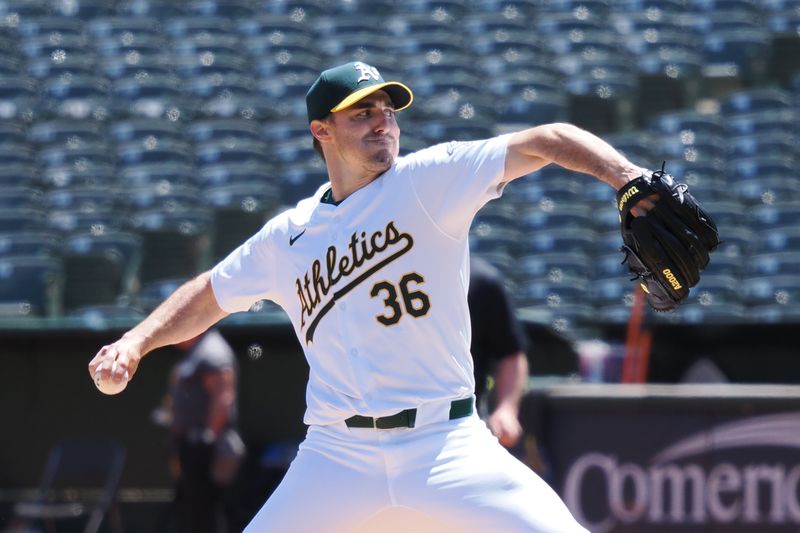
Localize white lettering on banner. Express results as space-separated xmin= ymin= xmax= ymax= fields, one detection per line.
xmin=562 ymin=412 xmax=800 ymax=531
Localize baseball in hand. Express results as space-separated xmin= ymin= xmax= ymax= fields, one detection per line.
xmin=94 ymin=361 xmax=129 ymax=395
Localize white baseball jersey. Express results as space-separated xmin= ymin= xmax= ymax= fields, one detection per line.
xmin=211 ymin=134 xmax=511 ymax=426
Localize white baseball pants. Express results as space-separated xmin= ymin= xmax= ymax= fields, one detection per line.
xmin=243 ymin=412 xmax=588 ymax=533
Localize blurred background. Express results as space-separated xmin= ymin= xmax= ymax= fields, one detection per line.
xmin=1 ymin=0 xmax=799 ymax=531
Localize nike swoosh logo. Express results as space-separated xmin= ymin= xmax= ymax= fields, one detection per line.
xmin=289 ymin=228 xmax=306 ymax=246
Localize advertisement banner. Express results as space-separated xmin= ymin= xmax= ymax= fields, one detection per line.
xmin=523 ymin=388 xmax=800 ymax=532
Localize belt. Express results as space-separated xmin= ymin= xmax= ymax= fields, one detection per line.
xmin=344 ymin=398 xmax=473 ymax=429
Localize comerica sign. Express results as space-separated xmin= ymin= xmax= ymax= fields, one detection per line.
xmin=560 ymin=412 xmax=800 ymax=532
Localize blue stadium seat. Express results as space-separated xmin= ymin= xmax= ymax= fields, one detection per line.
xmin=0 ymin=75 xmax=39 ymax=120
xmin=16 ymin=16 xmax=84 ymax=38
xmin=701 ymin=29 xmax=771 ymax=83
xmin=589 ymin=277 xmax=635 ymax=307
xmin=742 ymin=275 xmax=800 ymax=306
xmin=749 ymin=202 xmax=800 ymax=228
xmin=45 ymin=187 xmax=117 ymax=213
xmin=754 ymin=226 xmax=800 ymax=253
xmin=18 ymin=34 xmax=91 ymax=60
xmin=163 ymin=16 xmax=236 ymax=38
xmin=726 ymin=110 xmax=796 ymax=137
xmin=37 ymin=76 xmax=109 ymax=121
xmin=0 ymin=207 xmax=45 ymax=233
xmin=0 ymin=186 xmax=43 ymax=210
xmin=613 ymin=0 xmax=687 ymax=12
xmin=0 ymin=231 xmax=60 ymax=258
xmin=122 ymin=183 xmax=202 ymax=213
xmin=470 ymin=223 xmax=521 ymax=257
xmin=0 ymin=255 xmax=63 ymax=318
xmin=649 ymin=110 xmax=726 ymax=136
xmin=673 ymin=302 xmax=748 ymax=324
xmin=117 ymin=138 xmax=193 ymax=168
xmin=109 ymin=117 xmax=185 ymax=143
xmin=111 ymin=73 xmax=196 ymax=119
xmin=186 ymin=0 xmax=258 ymax=18
xmin=749 ymin=303 xmax=800 ymax=324
xmin=734 ymin=176 xmax=800 ymax=205
xmin=116 ymin=0 xmax=190 ymax=17
xmin=728 ymin=132 xmax=796 ymax=160
xmin=120 ymin=162 xmax=195 ymax=187
xmin=196 ymin=162 xmax=278 ymax=189
xmin=517 ymin=251 xmax=592 ymax=283
xmin=40 ymin=162 xmax=117 ymax=189
xmin=38 ymin=143 xmax=112 ymax=170
xmin=687 ymin=273 xmax=740 ymax=305
xmin=28 ymin=119 xmax=104 ymax=146
xmin=195 ymin=138 xmax=272 ymax=169
xmin=720 ymin=88 xmax=794 ymax=116
xmin=129 ymin=208 xmax=213 ymax=282
xmin=47 ymin=208 xmax=122 ymax=235
xmin=136 ymin=278 xmax=187 ymax=312
xmin=188 ymin=118 xmax=260 ymax=143
xmin=730 ymin=155 xmax=794 ymax=184
xmin=746 ymin=251 xmax=800 ymax=277
xmin=522 ymin=228 xmax=597 ymax=254
xmin=690 ymin=0 xmax=762 ymax=13
xmin=62 ymin=231 xmax=143 ymax=311
xmin=595 ymin=251 xmax=630 ymax=279
xmin=87 ymin=16 xmax=163 ymax=39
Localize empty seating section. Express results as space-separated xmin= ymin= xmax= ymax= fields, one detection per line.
xmin=0 ymin=0 xmax=798 ymax=325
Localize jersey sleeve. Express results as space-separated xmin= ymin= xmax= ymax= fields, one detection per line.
xmin=401 ymin=134 xmax=511 ymax=239
xmin=210 ymin=218 xmax=280 ymax=313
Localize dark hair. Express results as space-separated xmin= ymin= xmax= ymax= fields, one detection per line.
xmin=313 ymin=137 xmax=325 ymax=161
xmin=311 ymin=113 xmax=330 ymax=161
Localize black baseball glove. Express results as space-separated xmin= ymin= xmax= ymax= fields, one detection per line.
xmin=616 ymin=164 xmax=720 ymax=311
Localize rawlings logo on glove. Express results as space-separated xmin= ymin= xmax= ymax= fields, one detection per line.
xmin=617 ymin=164 xmax=720 ymax=311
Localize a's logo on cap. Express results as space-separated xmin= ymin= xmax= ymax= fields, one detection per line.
xmin=354 ymin=62 xmax=381 ymax=83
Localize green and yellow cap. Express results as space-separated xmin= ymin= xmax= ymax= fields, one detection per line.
xmin=306 ymin=61 xmax=413 ymax=123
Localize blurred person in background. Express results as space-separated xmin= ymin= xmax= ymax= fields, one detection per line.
xmin=156 ymin=329 xmax=245 ymax=533
xmin=469 ymin=255 xmax=529 ymax=451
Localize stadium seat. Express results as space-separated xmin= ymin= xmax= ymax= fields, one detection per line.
xmin=129 ymin=208 xmax=212 ymax=283
xmin=725 ymin=110 xmax=796 ymax=137
xmin=62 ymin=232 xmax=143 ymax=311
xmin=123 ymin=183 xmax=202 ymax=212
xmin=0 ymin=208 xmax=46 ymax=233
xmin=754 ymin=226 xmax=800 ymax=253
xmin=40 ymin=162 xmax=117 ymax=189
xmin=0 ymin=231 xmax=60 ymax=258
xmin=765 ymin=8 xmax=800 ymax=86
xmin=0 ymin=255 xmax=63 ymax=317
xmin=517 ymin=251 xmax=592 ymax=283
xmin=10 ymin=438 xmax=126 ymax=533
xmin=0 ymin=75 xmax=39 ymax=120
xmin=117 ymin=138 xmax=193 ymax=168
xmin=741 ymin=275 xmax=800 ymax=306
xmin=47 ymin=209 xmax=122 ymax=235
xmin=589 ymin=277 xmax=635 ymax=307
xmin=136 ymin=277 xmax=187 ymax=312
xmin=205 ymin=182 xmax=278 ymax=260
xmin=734 ymin=176 xmax=800 ymax=205
xmin=746 ymin=251 xmax=800 ymax=277
xmin=0 ymin=186 xmax=44 ymax=210
xmin=111 ymin=73 xmax=196 ymax=119
xmin=28 ymin=119 xmax=104 ymax=146
xmin=116 ymin=0 xmax=190 ymax=17
xmin=108 ymin=117 xmax=185 ymax=144
xmin=523 ymin=228 xmax=597 ymax=255
xmin=720 ymin=88 xmax=794 ymax=116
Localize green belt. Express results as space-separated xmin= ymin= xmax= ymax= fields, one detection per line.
xmin=344 ymin=398 xmax=473 ymax=429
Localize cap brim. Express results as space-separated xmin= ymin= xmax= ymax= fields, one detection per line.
xmin=330 ymin=81 xmax=414 ymax=114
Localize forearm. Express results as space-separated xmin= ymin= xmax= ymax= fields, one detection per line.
xmin=125 ymin=271 xmax=228 ymax=357
xmin=506 ymin=123 xmax=646 ymax=189
xmin=205 ymin=370 xmax=236 ymax=437
xmin=493 ymin=351 xmax=529 ymax=413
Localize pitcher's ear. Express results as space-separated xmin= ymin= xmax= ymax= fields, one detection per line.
xmin=310 ymin=119 xmax=330 ymax=142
